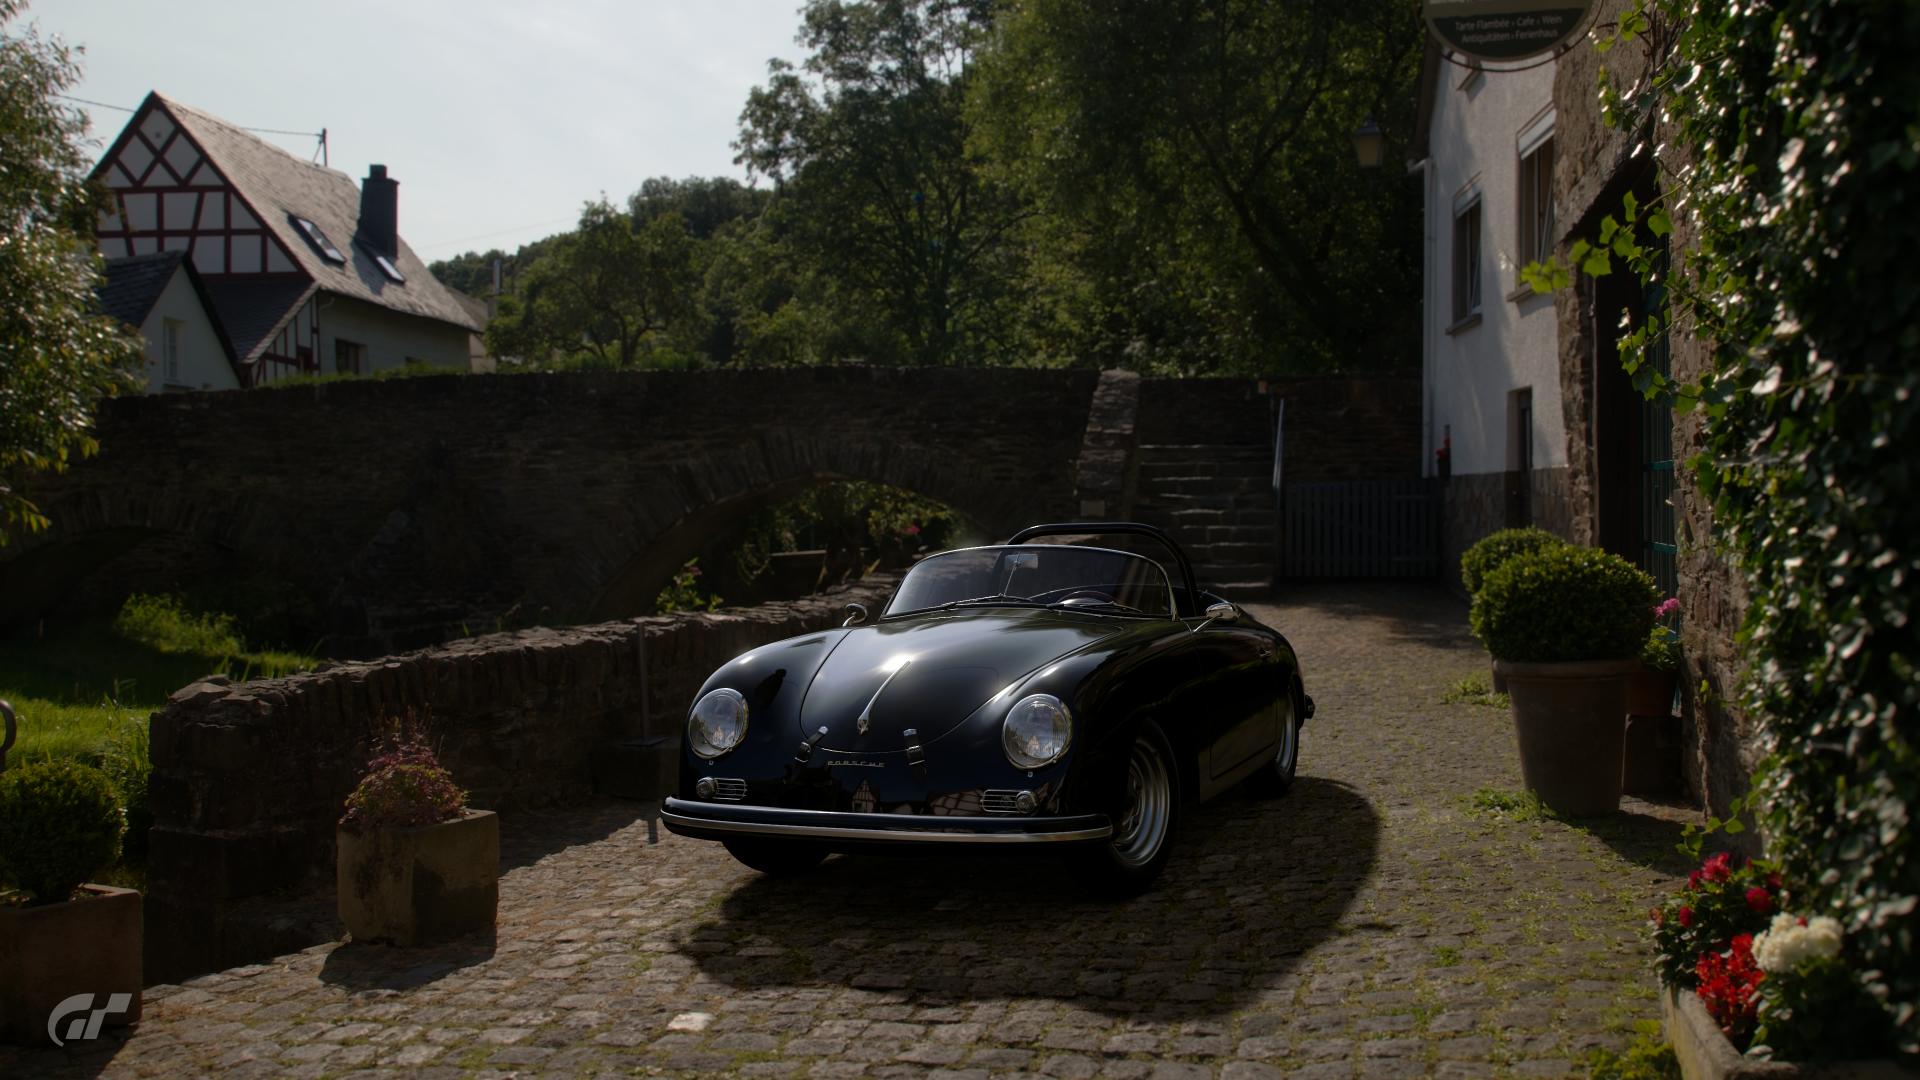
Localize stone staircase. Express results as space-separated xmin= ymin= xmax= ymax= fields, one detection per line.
xmin=1133 ymin=443 xmax=1278 ymax=601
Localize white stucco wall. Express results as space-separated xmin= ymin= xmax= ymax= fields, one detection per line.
xmin=138 ymin=269 xmax=240 ymax=393
xmin=316 ymin=293 xmax=473 ymax=375
xmin=1420 ymin=60 xmax=1565 ymax=477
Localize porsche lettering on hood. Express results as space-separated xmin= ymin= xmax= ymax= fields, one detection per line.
xmin=798 ymin=609 xmax=1118 ymax=751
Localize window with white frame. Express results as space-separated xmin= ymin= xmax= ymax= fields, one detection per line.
xmin=334 ymin=338 xmax=365 ymax=375
xmin=1517 ymin=110 xmax=1556 ymax=275
xmin=1452 ymin=193 xmax=1482 ymax=324
xmin=162 ymin=318 xmax=184 ymax=383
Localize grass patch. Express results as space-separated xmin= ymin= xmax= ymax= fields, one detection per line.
xmin=1441 ymin=673 xmax=1510 ymax=708
xmin=1431 ymin=945 xmax=1462 ymax=967
xmin=1464 ymin=786 xmax=1560 ymax=823
xmin=2 ymin=595 xmax=317 ymax=767
xmin=1585 ymin=1020 xmax=1679 ymax=1079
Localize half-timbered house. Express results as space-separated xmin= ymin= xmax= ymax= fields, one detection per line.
xmin=90 ymin=92 xmax=482 ymax=387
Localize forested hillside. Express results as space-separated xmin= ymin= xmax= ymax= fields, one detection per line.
xmin=431 ymin=0 xmax=1423 ymax=376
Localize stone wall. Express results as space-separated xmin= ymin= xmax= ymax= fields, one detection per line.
xmin=1135 ymin=375 xmax=1423 ymax=482
xmin=1554 ymin=0 xmax=1754 ymax=823
xmin=143 ymin=576 xmax=897 ymax=982
xmin=6 ymin=367 xmax=1096 ymax=654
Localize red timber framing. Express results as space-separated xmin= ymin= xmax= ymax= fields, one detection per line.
xmin=91 ymin=99 xmax=305 ymax=280
xmin=247 ymin=296 xmax=322 ymax=387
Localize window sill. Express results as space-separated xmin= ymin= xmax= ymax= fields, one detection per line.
xmin=1505 ymin=283 xmax=1545 ymax=303
xmin=1444 ymin=311 xmax=1483 ymax=336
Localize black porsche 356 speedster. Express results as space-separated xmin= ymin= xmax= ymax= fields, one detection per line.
xmin=661 ymin=522 xmax=1313 ymax=894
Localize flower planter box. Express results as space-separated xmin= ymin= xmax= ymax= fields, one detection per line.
xmin=1663 ymin=987 xmax=1916 ymax=1080
xmin=337 ymin=809 xmax=498 ymax=946
xmin=1496 ymin=657 xmax=1636 ymax=816
xmin=0 ymin=884 xmax=142 ymax=1046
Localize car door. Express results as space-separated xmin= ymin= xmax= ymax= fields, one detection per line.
xmin=1196 ymin=616 xmax=1280 ymax=781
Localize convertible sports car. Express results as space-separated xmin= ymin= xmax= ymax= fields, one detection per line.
xmin=661 ymin=522 xmax=1313 ymax=894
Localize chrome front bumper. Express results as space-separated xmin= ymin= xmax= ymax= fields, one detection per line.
xmin=661 ymin=797 xmax=1113 ymax=846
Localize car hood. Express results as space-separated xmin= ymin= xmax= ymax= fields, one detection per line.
xmin=798 ymin=607 xmax=1124 ymax=751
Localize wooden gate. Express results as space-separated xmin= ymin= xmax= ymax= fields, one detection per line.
xmin=1280 ymin=477 xmax=1442 ymax=579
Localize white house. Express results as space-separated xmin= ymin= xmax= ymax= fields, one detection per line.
xmin=90 ymin=92 xmax=482 ymax=387
xmin=96 ymin=250 xmax=241 ymax=393
xmin=1409 ymin=45 xmax=1573 ymax=577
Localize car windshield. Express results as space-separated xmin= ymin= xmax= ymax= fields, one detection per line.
xmin=884 ymin=544 xmax=1174 ymax=618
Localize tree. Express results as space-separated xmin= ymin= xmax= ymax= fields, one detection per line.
xmin=735 ymin=0 xmax=1030 ymax=365
xmin=971 ymin=0 xmax=1424 ymax=373
xmin=484 ymin=198 xmax=697 ymax=369
xmin=0 ymin=0 xmax=142 ymax=545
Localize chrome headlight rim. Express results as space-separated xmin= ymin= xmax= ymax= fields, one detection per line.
xmin=688 ymin=687 xmax=749 ymax=759
xmin=1002 ymin=692 xmax=1073 ymax=770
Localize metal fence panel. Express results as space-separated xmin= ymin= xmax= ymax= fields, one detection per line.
xmin=1281 ymin=477 xmax=1441 ymax=579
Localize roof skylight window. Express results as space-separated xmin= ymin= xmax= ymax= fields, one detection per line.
xmin=372 ymin=253 xmax=405 ymax=284
xmin=291 ymin=216 xmax=345 ymax=264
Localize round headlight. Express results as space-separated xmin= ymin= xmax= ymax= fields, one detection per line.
xmin=1003 ymin=693 xmax=1072 ymax=770
xmin=688 ymin=688 xmax=749 ymax=759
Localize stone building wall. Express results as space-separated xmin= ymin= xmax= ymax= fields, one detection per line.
xmin=1135 ymin=375 xmax=1424 ymax=482
xmin=1553 ymin=0 xmax=1755 ymax=821
xmin=143 ymin=576 xmax=897 ymax=982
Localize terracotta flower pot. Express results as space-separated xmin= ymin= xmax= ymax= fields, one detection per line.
xmin=0 ymin=884 xmax=142 ymax=1046
xmin=1629 ymin=666 xmax=1679 ymax=717
xmin=1494 ymin=658 xmax=1637 ymax=817
xmin=1490 ymin=659 xmax=1508 ymax=694
xmin=337 ymin=809 xmax=498 ymax=946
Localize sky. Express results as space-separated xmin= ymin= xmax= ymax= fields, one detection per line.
xmin=33 ymin=0 xmax=811 ymax=261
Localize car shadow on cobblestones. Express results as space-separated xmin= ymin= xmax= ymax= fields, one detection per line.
xmin=673 ymin=774 xmax=1379 ymax=1020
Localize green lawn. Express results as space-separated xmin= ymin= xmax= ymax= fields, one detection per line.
xmin=1 ymin=596 xmax=315 ymax=767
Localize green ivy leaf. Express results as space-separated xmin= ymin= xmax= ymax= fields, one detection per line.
xmin=1648 ymin=208 xmax=1673 ymax=237
xmin=1582 ymin=247 xmax=1614 ymax=277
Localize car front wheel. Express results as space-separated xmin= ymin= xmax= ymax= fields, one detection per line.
xmin=1080 ymin=722 xmax=1179 ymax=897
xmin=723 ymin=839 xmax=828 ymax=876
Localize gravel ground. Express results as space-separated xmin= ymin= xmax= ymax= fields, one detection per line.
xmin=3 ymin=583 xmax=1694 ymax=1078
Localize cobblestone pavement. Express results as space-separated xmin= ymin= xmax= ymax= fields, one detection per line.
xmin=6 ymin=584 xmax=1695 ymax=1079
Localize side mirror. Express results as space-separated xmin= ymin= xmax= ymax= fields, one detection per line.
xmin=1205 ymin=601 xmax=1238 ymax=623
xmin=842 ymin=602 xmax=869 ymax=627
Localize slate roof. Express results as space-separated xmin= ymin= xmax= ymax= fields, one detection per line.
xmin=96 ymin=250 xmax=186 ymax=328
xmin=152 ymin=93 xmax=483 ymax=343
xmin=203 ymin=276 xmax=317 ymax=364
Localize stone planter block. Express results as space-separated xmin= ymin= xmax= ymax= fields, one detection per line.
xmin=1629 ymin=667 xmax=1679 ymax=717
xmin=1625 ymin=713 xmax=1684 ymax=797
xmin=337 ymin=809 xmax=498 ymax=946
xmin=0 ymin=884 xmax=142 ymax=1046
xmin=1495 ymin=657 xmax=1637 ymax=816
xmin=1662 ymin=987 xmax=1916 ymax=1080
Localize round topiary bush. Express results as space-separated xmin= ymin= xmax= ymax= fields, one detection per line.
xmin=1460 ymin=526 xmax=1569 ymax=597
xmin=0 ymin=760 xmax=125 ymax=905
xmin=1470 ymin=545 xmax=1661 ymax=663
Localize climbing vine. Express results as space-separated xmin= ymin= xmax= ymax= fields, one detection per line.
xmin=1524 ymin=0 xmax=1919 ymax=1053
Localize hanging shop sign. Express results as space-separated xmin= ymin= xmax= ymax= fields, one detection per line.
xmin=1424 ymin=0 xmax=1595 ymax=63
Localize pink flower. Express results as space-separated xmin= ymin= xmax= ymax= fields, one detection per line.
xmin=904 ymin=523 xmax=921 ymax=536
xmin=1655 ymin=597 xmax=1681 ymax=619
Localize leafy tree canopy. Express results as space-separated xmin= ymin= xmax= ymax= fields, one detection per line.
xmin=0 ymin=0 xmax=141 ymax=545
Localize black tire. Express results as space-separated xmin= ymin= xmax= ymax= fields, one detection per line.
xmin=1079 ymin=722 xmax=1180 ymax=898
xmin=723 ymin=839 xmax=829 ymax=876
xmin=1249 ymin=688 xmax=1304 ymax=798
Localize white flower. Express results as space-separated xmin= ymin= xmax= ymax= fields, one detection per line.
xmin=1751 ymin=912 xmax=1844 ymax=973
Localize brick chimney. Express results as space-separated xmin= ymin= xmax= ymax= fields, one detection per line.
xmin=358 ymin=164 xmax=399 ymax=259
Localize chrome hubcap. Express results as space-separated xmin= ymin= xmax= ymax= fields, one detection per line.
xmin=1112 ymin=736 xmax=1171 ymax=867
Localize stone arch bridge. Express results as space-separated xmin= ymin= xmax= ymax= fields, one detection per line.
xmin=1 ymin=368 xmax=1417 ymax=654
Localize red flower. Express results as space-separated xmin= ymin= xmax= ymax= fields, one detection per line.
xmin=1768 ymin=872 xmax=1783 ymax=889
xmin=904 ymin=523 xmax=921 ymax=536
xmin=1702 ymin=852 xmax=1734 ymax=882
xmin=1745 ymin=886 xmax=1773 ymax=914
xmin=1695 ymin=934 xmax=1765 ymax=1045
xmin=1688 ymin=870 xmax=1703 ymax=890
xmin=1679 ymin=906 xmax=1694 ymax=927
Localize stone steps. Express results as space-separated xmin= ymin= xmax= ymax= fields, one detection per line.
xmin=1134 ymin=442 xmax=1277 ymax=600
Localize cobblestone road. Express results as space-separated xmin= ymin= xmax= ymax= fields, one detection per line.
xmin=6 ymin=584 xmax=1694 ymax=1078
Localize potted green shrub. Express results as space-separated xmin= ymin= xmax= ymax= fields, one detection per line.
xmin=1469 ymin=544 xmax=1660 ymax=815
xmin=0 ymin=760 xmax=142 ymax=1046
xmin=336 ymin=723 xmax=497 ymax=946
xmin=1461 ymin=528 xmax=1569 ymax=691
